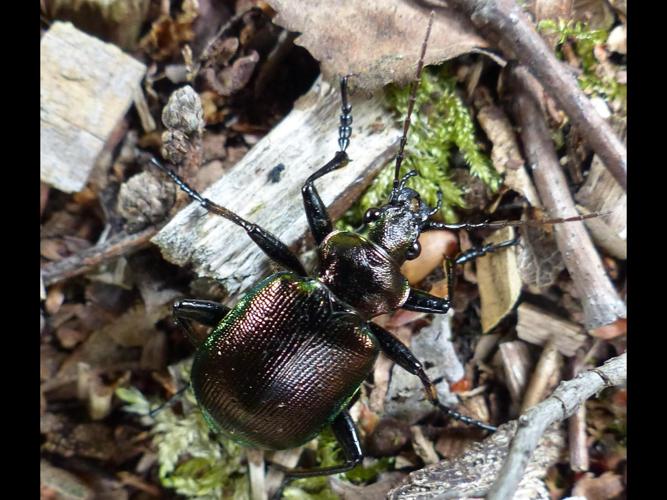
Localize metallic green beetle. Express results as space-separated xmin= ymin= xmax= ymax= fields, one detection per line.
xmin=149 ymin=19 xmax=506 ymax=479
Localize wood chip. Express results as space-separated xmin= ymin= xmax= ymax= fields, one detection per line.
xmin=498 ymin=341 xmax=535 ymax=415
xmin=41 ymin=22 xmax=146 ymax=193
xmin=516 ymin=303 xmax=586 ymax=356
xmin=476 ymin=227 xmax=522 ymax=333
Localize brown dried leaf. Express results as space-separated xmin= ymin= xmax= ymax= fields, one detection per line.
xmin=266 ymin=0 xmax=487 ymax=90
xmin=41 ymin=459 xmax=94 ymax=500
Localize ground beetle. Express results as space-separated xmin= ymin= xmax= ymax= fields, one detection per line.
xmin=149 ymin=17 xmax=592 ymax=482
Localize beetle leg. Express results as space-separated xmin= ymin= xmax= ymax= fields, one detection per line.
xmin=402 ymin=257 xmax=455 ymax=314
xmin=302 ymin=77 xmax=354 ymax=245
xmin=272 ymin=410 xmax=363 ymax=478
xmin=148 ymin=385 xmax=190 ymax=417
xmin=368 ymin=323 xmax=497 ymax=433
xmin=302 ymin=151 xmax=350 ymax=244
xmin=402 ymin=288 xmax=452 ymax=313
xmin=453 ymin=235 xmax=520 ymax=265
xmin=149 ymin=156 xmax=307 ymax=276
xmin=173 ymin=299 xmax=231 ymax=347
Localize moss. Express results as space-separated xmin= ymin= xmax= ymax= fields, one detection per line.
xmin=337 ymin=66 xmax=499 ymax=231
xmin=283 ymin=427 xmax=393 ymax=499
xmin=538 ymin=19 xmax=626 ymax=105
xmin=116 ymin=382 xmax=249 ymax=499
xmin=117 ymin=383 xmax=391 ymax=499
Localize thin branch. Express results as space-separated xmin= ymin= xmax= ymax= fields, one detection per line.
xmin=487 ymin=353 xmax=626 ymax=499
xmin=41 ymin=226 xmax=158 ymax=287
xmin=446 ymin=0 xmax=626 ymax=190
xmin=509 ymin=65 xmax=626 ymax=330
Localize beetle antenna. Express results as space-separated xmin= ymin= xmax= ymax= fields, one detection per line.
xmin=393 ymin=11 xmax=434 ymax=193
xmin=423 ymin=210 xmax=613 ymax=231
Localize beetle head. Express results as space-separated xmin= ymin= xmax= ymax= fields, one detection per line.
xmin=363 ymin=170 xmax=441 ymax=264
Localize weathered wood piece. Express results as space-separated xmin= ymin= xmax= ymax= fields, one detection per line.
xmin=510 ymin=66 xmax=626 ymax=330
xmin=41 ymin=22 xmax=146 ymax=193
xmin=498 ymin=340 xmax=534 ymax=415
xmin=388 ymin=421 xmax=564 ymax=499
xmin=516 ymin=303 xmax=586 ymax=356
xmin=488 ymin=353 xmax=626 ymax=499
xmin=477 ymin=227 xmax=522 ymax=333
xmin=153 ymin=78 xmax=399 ymax=300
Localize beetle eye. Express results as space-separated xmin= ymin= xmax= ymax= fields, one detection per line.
xmin=363 ymin=208 xmax=380 ymax=223
xmin=405 ymin=240 xmax=421 ymax=260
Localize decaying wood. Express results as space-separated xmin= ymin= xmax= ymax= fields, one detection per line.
xmin=153 ymin=78 xmax=399 ymax=300
xmin=41 ymin=22 xmax=146 ymax=193
xmin=498 ymin=340 xmax=534 ymax=414
xmin=520 ymin=337 xmax=562 ymax=412
xmin=510 ymin=66 xmax=626 ymax=330
xmin=575 ymin=153 xmax=627 ymax=260
xmin=516 ymin=303 xmax=586 ymax=356
xmin=567 ymin=355 xmax=589 ymax=472
xmin=447 ymin=0 xmax=627 ymax=191
xmin=474 ymin=89 xmax=540 ymax=206
xmin=476 ymin=227 xmax=522 ymax=333
xmin=487 ymin=353 xmax=626 ymax=499
xmin=41 ymin=226 xmax=159 ymax=287
xmin=246 ymin=449 xmax=267 ymax=500
xmin=388 ymin=421 xmax=563 ymax=499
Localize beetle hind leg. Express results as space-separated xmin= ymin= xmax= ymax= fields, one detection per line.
xmin=271 ymin=410 xmax=362 ymax=480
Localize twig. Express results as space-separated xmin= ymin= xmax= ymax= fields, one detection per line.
xmin=509 ymin=65 xmax=626 ymax=330
xmin=567 ymin=354 xmax=590 ymax=472
xmin=446 ymin=0 xmax=627 ymax=190
xmin=41 ymin=226 xmax=158 ymax=287
xmin=487 ymin=353 xmax=626 ymax=499
xmin=520 ymin=336 xmax=562 ymax=412
xmin=388 ymin=420 xmax=563 ymax=499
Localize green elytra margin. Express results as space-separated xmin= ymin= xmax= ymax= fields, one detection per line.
xmin=338 ymin=65 xmax=501 ymax=231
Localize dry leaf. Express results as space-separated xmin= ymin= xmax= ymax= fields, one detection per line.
xmin=266 ymin=0 xmax=487 ymax=90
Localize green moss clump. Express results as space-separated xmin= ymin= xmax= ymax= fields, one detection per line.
xmin=337 ymin=66 xmax=499 ymax=231
xmin=116 ymin=385 xmax=249 ymax=499
xmin=538 ymin=19 xmax=626 ymax=105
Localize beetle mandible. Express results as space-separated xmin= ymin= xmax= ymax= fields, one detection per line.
xmin=150 ymin=16 xmax=525 ymax=479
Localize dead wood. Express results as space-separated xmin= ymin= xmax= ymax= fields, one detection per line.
xmin=153 ymin=77 xmax=399 ymax=300
xmin=446 ymin=0 xmax=626 ymax=190
xmin=509 ymin=65 xmax=625 ymax=330
xmin=41 ymin=227 xmax=158 ymax=287
xmin=487 ymin=352 xmax=626 ymax=499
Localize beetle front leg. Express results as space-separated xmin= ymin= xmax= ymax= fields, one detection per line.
xmin=452 ymin=235 xmax=520 ymax=265
xmin=402 ymin=288 xmax=451 ymax=314
xmin=402 ymin=258 xmax=455 ymax=314
xmin=173 ymin=299 xmax=230 ymax=347
xmin=302 ymin=77 xmax=353 ymax=245
xmin=368 ymin=323 xmax=497 ymax=433
xmin=302 ymin=151 xmax=350 ymax=244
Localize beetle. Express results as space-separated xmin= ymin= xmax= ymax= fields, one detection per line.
xmin=148 ymin=16 xmax=595 ymax=482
